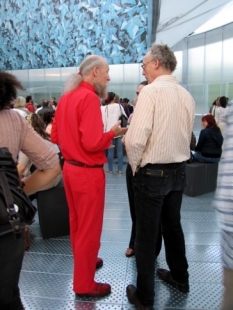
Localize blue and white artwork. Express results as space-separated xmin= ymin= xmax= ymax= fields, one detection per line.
xmin=0 ymin=0 xmax=148 ymax=70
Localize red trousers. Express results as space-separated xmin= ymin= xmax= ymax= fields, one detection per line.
xmin=63 ymin=162 xmax=105 ymax=293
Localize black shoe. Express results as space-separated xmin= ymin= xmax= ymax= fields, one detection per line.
xmin=157 ymin=268 xmax=189 ymax=293
xmin=126 ymin=285 xmax=154 ymax=310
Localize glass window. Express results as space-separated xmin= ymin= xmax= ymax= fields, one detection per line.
xmin=44 ymin=68 xmax=62 ymax=100
xmin=61 ymin=67 xmax=77 ymax=83
xmin=108 ymin=64 xmax=124 ymax=98
xmin=208 ymin=84 xmax=221 ymax=108
xmin=12 ymin=69 xmax=29 ymax=88
xmin=205 ymin=28 xmax=222 ymax=82
xmin=187 ymin=84 xmax=205 ymax=114
xmin=228 ymin=83 xmax=233 ymax=101
xmin=187 ymin=34 xmax=205 ymax=84
xmin=222 ymin=23 xmax=233 ymax=83
xmin=28 ymin=69 xmax=45 ymax=104
xmin=174 ymin=51 xmax=183 ymax=83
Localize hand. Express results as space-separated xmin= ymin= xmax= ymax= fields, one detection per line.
xmin=110 ymin=121 xmax=128 ymax=137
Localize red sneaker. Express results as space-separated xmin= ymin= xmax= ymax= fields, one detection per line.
xmin=76 ymin=282 xmax=111 ymax=297
xmin=96 ymin=257 xmax=103 ymax=269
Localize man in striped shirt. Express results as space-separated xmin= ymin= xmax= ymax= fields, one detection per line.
xmin=125 ymin=44 xmax=195 ymax=310
xmin=214 ymin=102 xmax=233 ymax=310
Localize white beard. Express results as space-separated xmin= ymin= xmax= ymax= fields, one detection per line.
xmin=93 ymin=83 xmax=107 ymax=99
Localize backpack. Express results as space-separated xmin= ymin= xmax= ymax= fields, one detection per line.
xmin=0 ymin=147 xmax=37 ymax=238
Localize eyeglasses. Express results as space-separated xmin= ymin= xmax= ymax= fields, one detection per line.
xmin=141 ymin=58 xmax=155 ymax=70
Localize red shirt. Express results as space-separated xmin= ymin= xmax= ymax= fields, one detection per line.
xmin=51 ymin=82 xmax=114 ymax=165
xmin=25 ymin=103 xmax=35 ymax=113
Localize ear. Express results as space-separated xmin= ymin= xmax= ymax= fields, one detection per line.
xmin=154 ymin=59 xmax=159 ymax=69
xmin=93 ymin=66 xmax=99 ymax=77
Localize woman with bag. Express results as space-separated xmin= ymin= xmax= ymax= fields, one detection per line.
xmin=0 ymin=72 xmax=61 ymax=310
xmin=101 ymin=92 xmax=128 ymax=174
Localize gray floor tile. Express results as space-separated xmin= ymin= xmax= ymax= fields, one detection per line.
xmin=19 ymin=163 xmax=223 ymax=310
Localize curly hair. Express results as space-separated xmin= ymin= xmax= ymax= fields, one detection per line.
xmin=0 ymin=71 xmax=25 ymax=110
xmin=26 ymin=113 xmax=50 ymax=140
xmin=150 ymin=44 xmax=177 ymax=72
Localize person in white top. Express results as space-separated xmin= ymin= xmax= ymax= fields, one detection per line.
xmin=214 ymin=96 xmax=229 ymax=137
xmin=101 ymin=92 xmax=127 ymax=174
xmin=35 ymin=103 xmax=43 ymax=114
xmin=125 ymin=43 xmax=195 ymax=309
xmin=13 ymin=96 xmax=29 ymax=118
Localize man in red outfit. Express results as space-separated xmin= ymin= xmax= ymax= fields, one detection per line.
xmin=25 ymin=95 xmax=35 ymax=113
xmin=51 ymin=55 xmax=127 ymax=297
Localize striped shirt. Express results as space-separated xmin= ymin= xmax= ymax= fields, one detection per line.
xmin=214 ymin=103 xmax=233 ymax=232
xmin=125 ymin=75 xmax=195 ymax=174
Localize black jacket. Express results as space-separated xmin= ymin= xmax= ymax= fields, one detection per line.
xmin=195 ymin=127 xmax=223 ymax=158
xmin=38 ymin=107 xmax=54 ymax=116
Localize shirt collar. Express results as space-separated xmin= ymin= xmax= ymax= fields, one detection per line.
xmin=153 ymin=75 xmax=178 ymax=84
xmin=80 ymin=81 xmax=95 ymax=92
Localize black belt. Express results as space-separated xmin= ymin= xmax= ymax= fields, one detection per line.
xmin=140 ymin=162 xmax=185 ymax=177
xmin=66 ymin=160 xmax=103 ymax=168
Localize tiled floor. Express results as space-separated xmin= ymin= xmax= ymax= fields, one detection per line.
xmin=20 ymin=161 xmax=223 ymax=309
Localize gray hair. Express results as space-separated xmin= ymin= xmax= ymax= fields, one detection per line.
xmin=64 ymin=55 xmax=106 ymax=93
xmin=79 ymin=55 xmax=105 ymax=76
xmin=150 ymin=44 xmax=177 ymax=72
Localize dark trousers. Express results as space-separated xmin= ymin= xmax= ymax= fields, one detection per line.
xmin=126 ymin=163 xmax=136 ymax=249
xmin=0 ymin=230 xmax=25 ymax=310
xmin=126 ymin=163 xmax=162 ymax=256
xmin=134 ymin=162 xmax=189 ymax=307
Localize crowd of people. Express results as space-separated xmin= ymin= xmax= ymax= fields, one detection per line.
xmin=0 ymin=43 xmax=232 ymax=310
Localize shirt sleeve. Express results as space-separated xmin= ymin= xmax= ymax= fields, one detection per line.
xmin=21 ymin=121 xmax=59 ymax=170
xmin=125 ymin=91 xmax=154 ymax=174
xmin=80 ymin=94 xmax=115 ymax=152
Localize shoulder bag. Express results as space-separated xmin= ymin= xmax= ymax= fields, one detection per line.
xmin=118 ymin=104 xmax=128 ymax=127
xmin=0 ymin=147 xmax=37 ymax=238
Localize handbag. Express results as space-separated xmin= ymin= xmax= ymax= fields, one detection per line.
xmin=118 ymin=104 xmax=128 ymax=127
xmin=0 ymin=147 xmax=37 ymax=238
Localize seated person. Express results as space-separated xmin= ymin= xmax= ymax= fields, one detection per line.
xmin=193 ymin=114 xmax=223 ymax=163
xmin=17 ymin=113 xmax=62 ymax=190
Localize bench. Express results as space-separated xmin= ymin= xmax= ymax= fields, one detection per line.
xmin=183 ymin=162 xmax=218 ymax=197
xmin=36 ymin=179 xmax=70 ymax=239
